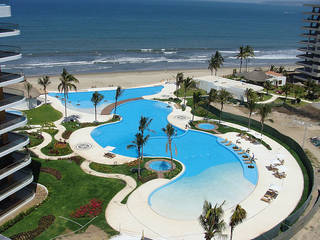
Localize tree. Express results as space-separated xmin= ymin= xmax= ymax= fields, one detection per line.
xmin=58 ymin=68 xmax=79 ymax=117
xmin=281 ymin=83 xmax=291 ymax=103
xmin=182 ymin=77 xmax=194 ymax=105
xmin=208 ymin=51 xmax=224 ymax=76
xmin=127 ymin=132 xmax=149 ymax=178
xmin=263 ymin=81 xmax=273 ymax=95
xmin=207 ymin=88 xmax=218 ymax=107
xmin=91 ymin=91 xmax=104 ymax=122
xmin=270 ymin=64 xmax=276 ymax=72
xmin=114 ymin=86 xmax=124 ymax=115
xmin=217 ymin=89 xmax=232 ymax=123
xmin=258 ymin=104 xmax=272 ymax=136
xmin=246 ymin=90 xmax=258 ymax=130
xmin=175 ymin=72 xmax=184 ymax=94
xmin=305 ymin=78 xmax=320 ymax=100
xmin=38 ymin=75 xmax=51 ymax=104
xmin=139 ymin=116 xmax=153 ymax=168
xmin=192 ymin=91 xmax=202 ymax=121
xmin=199 ymin=200 xmax=226 ymax=240
xmin=162 ymin=123 xmax=176 ymax=170
xmin=236 ymin=46 xmax=245 ymax=73
xmin=24 ymin=81 xmax=33 ymax=109
xmin=278 ymin=65 xmax=285 ymax=73
xmin=293 ymin=85 xmax=304 ymax=99
xmin=229 ymin=204 xmax=247 ymax=240
xmin=244 ymin=45 xmax=255 ymax=72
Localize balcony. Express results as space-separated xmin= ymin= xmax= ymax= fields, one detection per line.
xmin=0 ymin=88 xmax=25 ymax=111
xmin=303 ymin=12 xmax=320 ymax=16
xmin=0 ymin=23 xmax=19 ymax=38
xmin=0 ymin=2 xmax=10 ymax=18
xmin=296 ymin=67 xmax=320 ymax=78
xmin=0 ymin=184 xmax=34 ymax=218
xmin=296 ymin=61 xmax=320 ymax=70
xmin=294 ymin=73 xmax=320 ymax=82
xmin=0 ymin=71 xmax=24 ymax=87
xmin=302 ymin=26 xmax=320 ymax=31
xmin=297 ymin=54 xmax=314 ymax=61
xmin=0 ymin=152 xmax=31 ymax=180
xmin=0 ymin=168 xmax=33 ymax=201
xmin=298 ymin=47 xmax=319 ymax=54
xmin=0 ymin=112 xmax=27 ymax=135
xmin=299 ymin=40 xmax=318 ymax=46
xmin=301 ymin=33 xmax=317 ymax=38
xmin=0 ymin=132 xmax=29 ymax=158
xmin=0 ymin=45 xmax=21 ymax=63
xmin=304 ymin=18 xmax=320 ymax=24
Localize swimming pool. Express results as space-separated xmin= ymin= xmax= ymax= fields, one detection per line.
xmin=91 ymin=99 xmax=258 ymax=220
xmin=148 ymin=160 xmax=172 ymax=171
xmin=49 ymin=85 xmax=163 ymax=113
xmin=197 ymin=122 xmax=216 ymax=130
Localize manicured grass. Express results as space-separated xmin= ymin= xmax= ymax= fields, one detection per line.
xmin=41 ymin=130 xmax=73 ymax=156
xmin=26 ymin=132 xmax=44 ymax=148
xmin=23 ymin=104 xmax=62 ymax=125
xmin=258 ymin=94 xmax=272 ymax=102
xmin=2 ymin=158 xmax=125 ymax=239
xmin=174 ymin=87 xmax=207 ymax=98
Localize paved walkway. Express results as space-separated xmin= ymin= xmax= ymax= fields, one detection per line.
xmin=101 ymin=97 xmax=143 ymax=115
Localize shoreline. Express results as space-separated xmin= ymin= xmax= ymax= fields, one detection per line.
xmin=27 ymin=65 xmax=298 ymax=92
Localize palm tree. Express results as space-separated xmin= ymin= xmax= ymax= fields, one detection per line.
xmin=127 ymin=133 xmax=149 ymax=178
xmin=281 ymin=83 xmax=291 ymax=103
xmin=199 ymin=200 xmax=226 ymax=240
xmin=246 ymin=91 xmax=257 ymax=130
xmin=182 ymin=77 xmax=194 ymax=105
xmin=175 ymin=72 xmax=184 ymax=95
xmin=258 ymin=104 xmax=272 ymax=136
xmin=229 ymin=204 xmax=247 ymax=240
xmin=58 ymin=68 xmax=79 ymax=117
xmin=91 ymin=91 xmax=104 ymax=122
xmin=270 ymin=64 xmax=276 ymax=72
xmin=217 ymin=89 xmax=232 ymax=123
xmin=293 ymin=85 xmax=304 ymax=99
xmin=207 ymin=88 xmax=218 ymax=107
xmin=162 ymin=123 xmax=176 ymax=169
xmin=192 ymin=91 xmax=202 ymax=121
xmin=208 ymin=51 xmax=224 ymax=76
xmin=236 ymin=46 xmax=246 ymax=73
xmin=114 ymin=86 xmax=123 ymax=116
xmin=263 ymin=81 xmax=273 ymax=95
xmin=244 ymin=45 xmax=255 ymax=72
xmin=24 ymin=81 xmax=33 ymax=109
xmin=38 ymin=75 xmax=51 ymax=104
xmin=139 ymin=116 xmax=153 ymax=166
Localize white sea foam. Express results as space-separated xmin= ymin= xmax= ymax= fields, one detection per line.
xmin=163 ymin=51 xmax=177 ymax=55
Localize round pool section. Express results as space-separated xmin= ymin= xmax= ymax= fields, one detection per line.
xmin=148 ymin=160 xmax=172 ymax=172
xmin=197 ymin=122 xmax=216 ymax=130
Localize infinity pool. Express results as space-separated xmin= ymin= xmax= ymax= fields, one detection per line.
xmin=149 ymin=161 xmax=172 ymax=171
xmin=91 ymin=99 xmax=258 ymax=220
xmin=49 ymin=85 xmax=163 ymax=113
xmin=198 ymin=123 xmax=216 ymax=130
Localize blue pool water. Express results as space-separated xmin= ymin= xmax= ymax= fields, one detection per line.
xmin=48 ymin=85 xmax=163 ymax=113
xmin=149 ymin=161 xmax=172 ymax=171
xmin=198 ymin=123 xmax=215 ymax=130
xmin=91 ymin=99 xmax=258 ymax=220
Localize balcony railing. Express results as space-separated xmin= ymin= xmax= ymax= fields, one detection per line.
xmin=0 ymin=71 xmax=24 ymax=87
xmin=0 ymin=22 xmax=19 ymax=34
xmin=0 ymin=132 xmax=29 ymax=158
xmin=0 ymin=152 xmax=30 ymax=178
xmin=0 ymin=88 xmax=25 ymax=110
xmin=0 ymin=45 xmax=21 ymax=62
xmin=0 ymin=169 xmax=33 ymax=200
xmin=0 ymin=112 xmax=27 ymax=135
xmin=0 ymin=184 xmax=34 ymax=218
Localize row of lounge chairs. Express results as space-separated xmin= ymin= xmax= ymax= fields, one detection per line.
xmin=237 ymin=133 xmax=259 ymax=144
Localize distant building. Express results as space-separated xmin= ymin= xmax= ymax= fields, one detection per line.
xmin=295 ymin=3 xmax=320 ymax=83
xmin=194 ymin=75 xmax=263 ymax=101
xmin=265 ymin=71 xmax=286 ymax=86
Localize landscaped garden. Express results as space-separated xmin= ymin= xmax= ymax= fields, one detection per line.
xmin=23 ymin=104 xmax=62 ymax=125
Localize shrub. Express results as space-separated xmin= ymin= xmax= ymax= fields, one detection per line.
xmin=62 ymin=130 xmax=73 ymax=139
xmin=70 ymin=199 xmax=103 ymax=218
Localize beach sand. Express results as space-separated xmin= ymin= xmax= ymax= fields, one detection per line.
xmin=27 ymin=65 xmax=297 ymax=92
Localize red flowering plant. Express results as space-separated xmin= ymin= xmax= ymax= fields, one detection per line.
xmin=70 ymin=199 xmax=103 ymax=218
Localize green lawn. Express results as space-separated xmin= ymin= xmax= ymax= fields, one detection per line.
xmin=174 ymin=86 xmax=207 ymax=98
xmin=41 ymin=130 xmax=73 ymax=156
xmin=23 ymin=104 xmax=62 ymax=125
xmin=23 ymin=131 xmax=44 ymax=148
xmin=273 ymin=98 xmax=309 ymax=107
xmin=2 ymin=158 xmax=125 ymax=239
xmin=258 ymin=94 xmax=272 ymax=102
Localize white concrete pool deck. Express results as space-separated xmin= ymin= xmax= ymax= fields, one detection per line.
xmin=49 ymin=82 xmax=304 ymax=239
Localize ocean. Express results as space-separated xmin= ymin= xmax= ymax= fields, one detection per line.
xmin=4 ymin=0 xmax=303 ymax=76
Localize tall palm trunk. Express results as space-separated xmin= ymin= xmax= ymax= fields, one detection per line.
xmin=260 ymin=121 xmax=264 ymax=136
xmin=44 ymin=86 xmax=47 ymax=104
xmin=184 ymin=89 xmax=187 ymax=105
xmin=114 ymin=100 xmax=117 ymax=115
xmin=240 ymin=59 xmax=243 ymax=73
xmin=94 ymin=105 xmax=97 ymax=122
xmin=64 ymin=91 xmax=67 ymax=117
xmin=219 ymin=103 xmax=224 ymax=123
xmin=215 ymin=69 xmax=217 ymax=76
xmin=138 ymin=148 xmax=141 ymax=178
xmin=245 ymin=59 xmax=248 ymax=72
xmin=140 ymin=145 xmax=144 ymax=177
xmin=169 ymin=140 xmax=173 ymax=170
xmin=230 ymin=226 xmax=234 ymax=240
xmin=248 ymin=112 xmax=252 ymax=130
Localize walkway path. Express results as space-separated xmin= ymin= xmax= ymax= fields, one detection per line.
xmin=101 ymin=97 xmax=143 ymax=115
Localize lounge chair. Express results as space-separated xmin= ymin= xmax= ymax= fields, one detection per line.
xmin=274 ymin=171 xmax=286 ymax=179
xmin=225 ymin=141 xmax=232 ymax=146
xmin=243 ymin=160 xmax=252 ymax=164
xmin=261 ymin=196 xmax=271 ymax=203
xmin=221 ymin=138 xmax=228 ymax=143
xmin=238 ymin=150 xmax=245 ymax=155
xmin=104 ymin=152 xmax=116 ymax=158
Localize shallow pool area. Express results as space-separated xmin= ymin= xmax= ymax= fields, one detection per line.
xmin=91 ymin=98 xmax=258 ymax=220
xmin=148 ymin=160 xmax=172 ymax=172
xmin=49 ymin=85 xmax=163 ymax=113
xmin=197 ymin=122 xmax=216 ymax=130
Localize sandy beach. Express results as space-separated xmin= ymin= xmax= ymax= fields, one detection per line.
xmin=27 ymin=65 xmax=297 ymax=92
